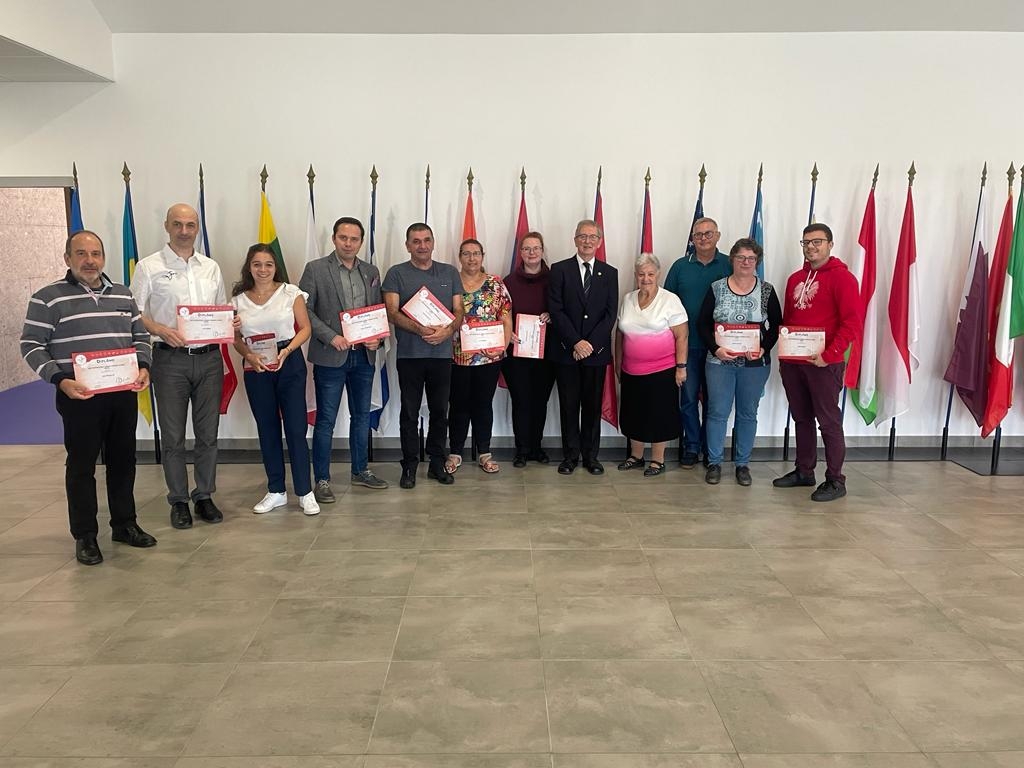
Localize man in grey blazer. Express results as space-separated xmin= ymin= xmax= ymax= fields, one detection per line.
xmin=299 ymin=216 xmax=388 ymax=499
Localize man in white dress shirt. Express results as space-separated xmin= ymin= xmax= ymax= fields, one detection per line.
xmin=130 ymin=203 xmax=228 ymax=530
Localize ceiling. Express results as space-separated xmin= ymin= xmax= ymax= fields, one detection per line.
xmin=0 ymin=36 xmax=108 ymax=82
xmin=88 ymin=0 xmax=1024 ymax=34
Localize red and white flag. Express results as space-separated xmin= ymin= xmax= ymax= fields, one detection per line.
xmin=982 ymin=188 xmax=1016 ymax=437
xmin=593 ymin=171 xmax=618 ymax=428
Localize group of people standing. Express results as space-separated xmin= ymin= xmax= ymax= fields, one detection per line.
xmin=21 ymin=202 xmax=861 ymax=567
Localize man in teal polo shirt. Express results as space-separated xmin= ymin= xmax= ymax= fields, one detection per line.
xmin=663 ymin=217 xmax=732 ymax=468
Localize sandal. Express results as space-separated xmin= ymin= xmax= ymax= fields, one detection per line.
xmin=617 ymin=455 xmax=645 ymax=471
xmin=445 ymin=454 xmax=463 ymax=474
xmin=644 ymin=460 xmax=666 ymax=477
xmin=478 ymin=452 xmax=500 ymax=473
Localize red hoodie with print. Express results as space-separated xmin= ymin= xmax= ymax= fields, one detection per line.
xmin=782 ymin=256 xmax=862 ymax=365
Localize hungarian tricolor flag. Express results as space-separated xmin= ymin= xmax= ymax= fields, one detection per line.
xmin=593 ymin=174 xmax=618 ymax=428
xmin=944 ymin=177 xmax=989 ymax=427
xmin=846 ymin=183 xmax=879 ymax=425
xmin=982 ymin=186 xmax=1019 ymax=436
xmin=875 ymin=182 xmax=919 ymax=424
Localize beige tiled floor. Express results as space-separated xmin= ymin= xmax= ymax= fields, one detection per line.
xmin=2 ymin=445 xmax=1024 ymax=765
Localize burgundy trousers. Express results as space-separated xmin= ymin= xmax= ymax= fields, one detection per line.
xmin=780 ymin=361 xmax=847 ymax=484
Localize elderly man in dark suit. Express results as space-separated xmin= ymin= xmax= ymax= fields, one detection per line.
xmin=299 ymin=216 xmax=388 ymax=499
xmin=548 ymin=219 xmax=619 ymax=475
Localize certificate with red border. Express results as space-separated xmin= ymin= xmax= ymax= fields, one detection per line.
xmin=244 ymin=333 xmax=279 ymax=371
xmin=72 ymin=348 xmax=139 ymax=394
xmin=401 ymin=287 xmax=455 ymax=328
xmin=176 ymin=304 xmax=234 ymax=344
xmin=341 ymin=303 xmax=390 ymax=343
xmin=714 ymin=323 xmax=761 ymax=354
xmin=513 ymin=314 xmax=546 ymax=359
xmin=460 ymin=320 xmax=505 ymax=353
xmin=778 ymin=326 xmax=826 ymax=360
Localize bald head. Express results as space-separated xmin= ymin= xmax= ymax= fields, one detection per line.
xmin=164 ymin=203 xmax=200 ymax=257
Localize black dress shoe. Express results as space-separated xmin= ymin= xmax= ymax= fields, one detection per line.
xmin=583 ymin=460 xmax=605 ymax=476
xmin=513 ymin=454 xmax=528 ymax=468
xmin=194 ymin=498 xmax=223 ymax=524
xmin=427 ymin=464 xmax=455 ymax=485
xmin=679 ymin=452 xmax=699 ymax=469
xmin=399 ymin=466 xmax=416 ymax=489
xmin=75 ymin=537 xmax=103 ymax=566
xmin=557 ymin=459 xmax=578 ymax=475
xmin=772 ymin=469 xmax=817 ymax=488
xmin=534 ymin=450 xmax=550 ymax=465
xmin=112 ymin=524 xmax=157 ymax=548
xmin=170 ymin=502 xmax=193 ymax=529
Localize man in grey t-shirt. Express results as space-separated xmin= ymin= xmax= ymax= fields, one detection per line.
xmin=382 ymin=222 xmax=464 ymax=489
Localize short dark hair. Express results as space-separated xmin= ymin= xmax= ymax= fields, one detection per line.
xmin=65 ymin=230 xmax=105 ymax=257
xmin=406 ymin=222 xmax=434 ymax=242
xmin=803 ymin=223 xmax=834 ymax=242
xmin=729 ymin=237 xmax=764 ymax=265
xmin=232 ymin=243 xmax=279 ymax=297
xmin=332 ymin=216 xmax=365 ymax=239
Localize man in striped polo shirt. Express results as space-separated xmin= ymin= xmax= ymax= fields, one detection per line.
xmin=21 ymin=231 xmax=156 ymax=566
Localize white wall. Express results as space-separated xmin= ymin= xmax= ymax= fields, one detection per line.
xmin=1 ymin=31 xmax=1021 ymax=441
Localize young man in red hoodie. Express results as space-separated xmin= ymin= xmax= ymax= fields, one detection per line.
xmin=773 ymin=224 xmax=863 ymax=502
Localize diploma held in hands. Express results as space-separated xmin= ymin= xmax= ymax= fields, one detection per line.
xmin=245 ymin=333 xmax=279 ymax=371
xmin=72 ymin=348 xmax=140 ymax=394
xmin=401 ymin=287 xmax=455 ymax=328
xmin=714 ymin=323 xmax=761 ymax=354
xmin=341 ymin=303 xmax=390 ymax=343
xmin=513 ymin=314 xmax=546 ymax=359
xmin=778 ymin=326 xmax=826 ymax=360
xmin=176 ymin=305 xmax=235 ymax=344
xmin=460 ymin=320 xmax=505 ymax=353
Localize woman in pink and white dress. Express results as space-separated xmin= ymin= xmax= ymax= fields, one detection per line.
xmin=615 ymin=253 xmax=689 ymax=476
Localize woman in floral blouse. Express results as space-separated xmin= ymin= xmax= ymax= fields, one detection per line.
xmin=446 ymin=239 xmax=512 ymax=474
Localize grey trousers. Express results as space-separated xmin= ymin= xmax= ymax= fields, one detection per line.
xmin=151 ymin=347 xmax=224 ymax=504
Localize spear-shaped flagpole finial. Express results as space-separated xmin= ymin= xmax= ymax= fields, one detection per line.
xmin=121 ymin=162 xmax=131 ymax=185
xmin=520 ymin=166 xmax=526 ymax=192
xmin=981 ymin=162 xmax=987 ymax=187
xmin=425 ymin=164 xmax=431 ymax=191
xmin=307 ymin=164 xmax=316 ymax=188
xmin=698 ymin=163 xmax=707 ymax=187
xmin=597 ymin=165 xmax=603 ymax=191
xmin=871 ymin=163 xmax=879 ymax=190
xmin=644 ymin=167 xmax=651 ymax=187
xmin=756 ymin=162 xmax=763 ymax=187
xmin=370 ymin=165 xmax=378 ymax=188
xmin=260 ymin=164 xmax=268 ymax=192
xmin=907 ymin=162 xmax=916 ymax=188
xmin=199 ymin=163 xmax=205 ymax=188
xmin=1009 ymin=163 xmax=1017 ymax=194
xmin=72 ymin=162 xmax=79 ymax=187
xmin=811 ymin=163 xmax=819 ymax=184
xmin=467 ymin=167 xmax=474 ymax=192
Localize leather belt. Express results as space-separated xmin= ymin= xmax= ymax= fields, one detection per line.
xmin=154 ymin=342 xmax=217 ymax=355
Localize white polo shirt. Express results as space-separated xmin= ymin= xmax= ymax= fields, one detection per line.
xmin=130 ymin=245 xmax=227 ymax=342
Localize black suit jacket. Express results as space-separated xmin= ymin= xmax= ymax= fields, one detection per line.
xmin=547 ymin=255 xmax=618 ymax=366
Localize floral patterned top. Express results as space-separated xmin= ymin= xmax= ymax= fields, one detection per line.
xmin=452 ymin=273 xmax=512 ymax=366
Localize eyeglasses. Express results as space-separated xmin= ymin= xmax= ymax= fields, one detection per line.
xmin=800 ymin=238 xmax=829 ymax=247
xmin=692 ymin=231 xmax=719 ymax=241
xmin=575 ymin=234 xmax=601 ymax=242
xmin=734 ymin=255 xmax=758 ymax=263
xmin=459 ymin=251 xmax=483 ymax=258
xmin=520 ymin=246 xmax=543 ymax=254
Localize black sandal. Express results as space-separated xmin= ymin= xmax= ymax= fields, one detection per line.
xmin=617 ymin=455 xmax=645 ymax=471
xmin=644 ymin=460 xmax=666 ymax=477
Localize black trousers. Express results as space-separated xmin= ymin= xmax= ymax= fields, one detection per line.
xmin=503 ymin=356 xmax=556 ymax=455
xmin=448 ymin=360 xmax=502 ymax=456
xmin=555 ymin=362 xmax=606 ymax=463
xmin=55 ymin=389 xmax=138 ymax=540
xmin=397 ymin=357 xmax=451 ymax=469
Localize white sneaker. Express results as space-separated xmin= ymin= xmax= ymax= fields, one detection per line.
xmin=299 ymin=492 xmax=320 ymax=516
xmin=253 ymin=492 xmax=287 ymax=514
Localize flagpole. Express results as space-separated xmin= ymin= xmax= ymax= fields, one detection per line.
xmin=941 ymin=163 xmax=987 ymax=461
xmin=990 ymin=163 xmax=1015 ymax=475
xmin=419 ymin=165 xmax=429 ymax=462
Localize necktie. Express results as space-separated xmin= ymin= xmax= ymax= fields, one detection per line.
xmin=583 ymin=261 xmax=592 ymax=296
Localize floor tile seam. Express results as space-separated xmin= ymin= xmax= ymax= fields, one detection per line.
xmin=362 ymin=585 xmax=412 ymax=754
xmin=842 ymin=657 xmax=940 ymax=754
xmin=687 ymin=651 xmax=743 ymax=756
xmin=0 ymin=663 xmax=78 ymax=749
xmin=536 ymin=591 xmax=555 ymax=756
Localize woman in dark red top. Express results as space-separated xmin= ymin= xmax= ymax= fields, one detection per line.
xmin=503 ymin=231 xmax=557 ymax=466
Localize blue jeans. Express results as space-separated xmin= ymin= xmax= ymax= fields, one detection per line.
xmin=679 ymin=348 xmax=709 ymax=457
xmin=312 ymin=348 xmax=374 ymax=479
xmin=704 ymin=361 xmax=771 ymax=466
xmin=244 ymin=349 xmax=311 ymax=496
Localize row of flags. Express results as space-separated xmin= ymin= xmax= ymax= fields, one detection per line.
xmin=944 ymin=165 xmax=1024 ymax=437
xmin=68 ymin=162 xmax=1023 ymax=440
